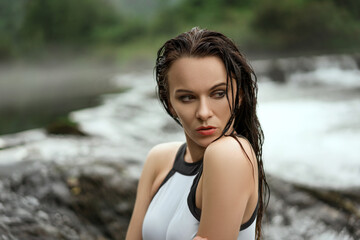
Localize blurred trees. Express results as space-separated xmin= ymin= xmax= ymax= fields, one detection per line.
xmin=20 ymin=0 xmax=119 ymax=43
xmin=250 ymin=0 xmax=360 ymax=53
xmin=0 ymin=0 xmax=26 ymax=58
xmin=0 ymin=0 xmax=145 ymax=59
xmin=0 ymin=0 xmax=359 ymax=60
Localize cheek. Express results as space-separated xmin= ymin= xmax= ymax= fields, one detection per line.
xmin=171 ymin=103 xmax=197 ymax=127
xmin=174 ymin=106 xmax=192 ymax=123
xmin=168 ymin=97 xmax=179 ymax=117
xmin=214 ymin=99 xmax=232 ymax=116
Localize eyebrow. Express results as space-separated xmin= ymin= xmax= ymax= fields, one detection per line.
xmin=175 ymin=82 xmax=226 ymax=94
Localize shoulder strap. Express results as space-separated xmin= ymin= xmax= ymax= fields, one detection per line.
xmin=172 ymin=143 xmax=187 ymax=169
xmin=187 ymin=164 xmax=203 ymax=221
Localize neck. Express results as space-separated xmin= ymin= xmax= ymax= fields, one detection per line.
xmin=184 ymin=134 xmax=206 ymax=163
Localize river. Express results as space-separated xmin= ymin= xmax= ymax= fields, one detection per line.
xmin=71 ymin=53 xmax=360 ymax=190
xmin=0 ymin=53 xmax=359 ymax=240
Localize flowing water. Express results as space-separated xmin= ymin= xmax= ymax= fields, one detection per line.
xmin=71 ymin=53 xmax=360 ymax=190
xmin=0 ymin=53 xmax=359 ymax=240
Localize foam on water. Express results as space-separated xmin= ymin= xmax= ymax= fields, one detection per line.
xmin=70 ymin=60 xmax=360 ymax=189
xmin=1 ymin=55 xmax=358 ymax=190
xmin=258 ymin=56 xmax=360 ymax=189
xmin=259 ymin=97 xmax=360 ymax=188
xmin=289 ymin=68 xmax=360 ymax=87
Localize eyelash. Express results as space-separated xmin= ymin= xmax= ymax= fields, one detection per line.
xmin=178 ymin=95 xmax=194 ymax=102
xmin=212 ymin=90 xmax=226 ymax=98
xmin=178 ymin=90 xmax=226 ymax=102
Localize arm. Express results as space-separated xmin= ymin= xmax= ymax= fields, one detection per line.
xmin=196 ymin=137 xmax=257 ymax=240
xmin=126 ymin=142 xmax=181 ymax=240
xmin=125 ymin=147 xmax=157 ymax=240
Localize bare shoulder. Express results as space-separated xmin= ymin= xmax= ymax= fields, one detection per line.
xmin=204 ymin=136 xmax=257 ymax=168
xmin=126 ymin=142 xmax=183 ymax=240
xmin=146 ymin=141 xmax=183 ymax=162
xmin=144 ymin=141 xmax=184 ymax=172
xmin=198 ymin=136 xmax=258 ymax=238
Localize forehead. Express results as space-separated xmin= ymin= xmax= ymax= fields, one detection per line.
xmin=167 ymin=56 xmax=227 ymax=91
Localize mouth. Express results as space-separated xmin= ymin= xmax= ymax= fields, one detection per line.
xmin=196 ymin=126 xmax=217 ymax=136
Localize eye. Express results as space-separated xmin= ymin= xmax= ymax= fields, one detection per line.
xmin=212 ymin=90 xmax=226 ymax=99
xmin=178 ymin=95 xmax=195 ymax=102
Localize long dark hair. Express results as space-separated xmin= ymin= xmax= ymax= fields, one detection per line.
xmin=155 ymin=27 xmax=269 ymax=240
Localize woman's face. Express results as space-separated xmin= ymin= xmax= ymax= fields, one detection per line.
xmin=167 ymin=56 xmax=235 ymax=148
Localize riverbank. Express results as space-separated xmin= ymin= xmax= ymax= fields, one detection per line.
xmin=0 ymin=129 xmax=358 ymax=240
xmin=1 ymin=53 xmax=359 ymax=239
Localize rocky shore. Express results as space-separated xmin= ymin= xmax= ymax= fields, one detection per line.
xmin=0 ymin=130 xmax=139 ymax=240
xmin=0 ymin=130 xmax=358 ymax=240
xmin=1 ymin=53 xmax=359 ymax=239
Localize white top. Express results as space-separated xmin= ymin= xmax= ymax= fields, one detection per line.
xmin=142 ymin=143 xmax=257 ymax=240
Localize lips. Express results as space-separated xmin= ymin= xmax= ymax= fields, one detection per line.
xmin=196 ymin=126 xmax=216 ymax=136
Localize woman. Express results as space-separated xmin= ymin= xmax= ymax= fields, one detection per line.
xmin=126 ymin=27 xmax=269 ymax=240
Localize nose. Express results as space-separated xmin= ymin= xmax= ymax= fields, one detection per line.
xmin=196 ymin=97 xmax=213 ymax=121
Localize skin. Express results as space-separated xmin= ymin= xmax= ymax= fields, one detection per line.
xmin=126 ymin=56 xmax=258 ymax=240
xmin=167 ymin=56 xmax=235 ymax=162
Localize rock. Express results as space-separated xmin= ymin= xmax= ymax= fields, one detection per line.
xmin=45 ymin=117 xmax=87 ymax=136
xmin=0 ymin=159 xmax=138 ymax=240
xmin=0 ymin=154 xmax=357 ymax=240
xmin=67 ymin=162 xmax=137 ymax=240
xmin=267 ymin=61 xmax=287 ymax=83
xmin=264 ymin=176 xmax=359 ymax=240
xmin=0 ymin=55 xmax=359 ymax=239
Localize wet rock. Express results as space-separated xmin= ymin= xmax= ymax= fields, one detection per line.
xmin=352 ymin=53 xmax=360 ymax=69
xmin=67 ymin=163 xmax=137 ymax=240
xmin=267 ymin=61 xmax=287 ymax=83
xmin=0 ymin=159 xmax=138 ymax=240
xmin=253 ymin=53 xmax=360 ymax=86
xmin=45 ymin=117 xmax=87 ymax=136
xmin=1 ymin=56 xmax=359 ymax=239
xmin=264 ymin=176 xmax=359 ymax=240
xmin=0 ymin=153 xmax=358 ymax=240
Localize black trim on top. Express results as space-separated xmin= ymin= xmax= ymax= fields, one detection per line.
xmin=187 ymin=164 xmax=203 ymax=221
xmin=240 ymin=201 xmax=258 ymax=230
xmin=187 ymin=165 xmax=259 ymax=231
xmin=173 ymin=143 xmax=203 ymax=176
xmin=151 ymin=143 xmax=202 ymax=200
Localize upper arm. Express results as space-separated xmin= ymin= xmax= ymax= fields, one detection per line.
xmin=125 ymin=142 xmax=181 ymax=240
xmin=197 ymin=137 xmax=257 ymax=240
xmin=125 ymin=146 xmax=158 ymax=240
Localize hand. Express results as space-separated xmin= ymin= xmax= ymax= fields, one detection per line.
xmin=193 ymin=237 xmax=208 ymax=240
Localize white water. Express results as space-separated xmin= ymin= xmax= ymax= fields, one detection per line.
xmin=1 ymin=55 xmax=359 ymax=189
xmin=255 ymin=55 xmax=360 ymax=188
xmin=71 ymin=55 xmax=360 ymax=189
xmin=258 ymin=82 xmax=360 ymax=189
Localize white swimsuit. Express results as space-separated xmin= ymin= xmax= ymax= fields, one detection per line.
xmin=142 ymin=143 xmax=257 ymax=240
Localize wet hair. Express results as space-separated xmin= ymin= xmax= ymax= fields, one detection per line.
xmin=155 ymin=27 xmax=269 ymax=240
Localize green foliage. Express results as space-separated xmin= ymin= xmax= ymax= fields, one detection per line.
xmin=0 ymin=0 xmax=360 ymax=60
xmin=45 ymin=116 xmax=86 ymax=136
xmin=332 ymin=0 xmax=360 ymax=19
xmin=149 ymin=0 xmax=250 ymax=39
xmin=0 ymin=0 xmax=26 ymax=58
xmin=249 ymin=0 xmax=360 ymax=52
xmin=92 ymin=19 xmax=147 ymax=44
xmin=20 ymin=0 xmax=120 ymax=44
